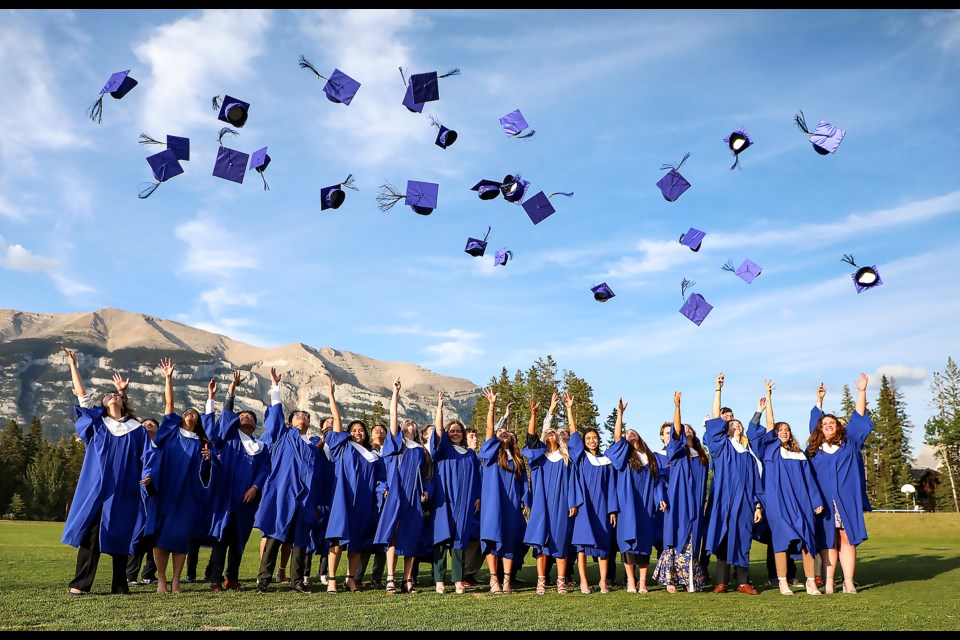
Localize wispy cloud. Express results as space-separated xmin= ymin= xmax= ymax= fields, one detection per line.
xmin=873 ymin=365 xmax=929 ymax=387
xmin=363 ymin=322 xmax=484 ymax=367
xmin=0 ymin=235 xmax=95 ymax=300
xmin=174 ymin=215 xmax=260 ymax=276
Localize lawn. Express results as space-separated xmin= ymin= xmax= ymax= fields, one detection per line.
xmin=1 ymin=513 xmax=959 ymax=630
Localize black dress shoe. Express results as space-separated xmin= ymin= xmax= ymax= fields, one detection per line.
xmin=255 ymin=580 xmax=270 ymax=594
xmin=291 ymin=583 xmax=311 ymax=594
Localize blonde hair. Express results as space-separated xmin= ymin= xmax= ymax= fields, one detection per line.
xmin=542 ymin=427 xmax=571 ymax=466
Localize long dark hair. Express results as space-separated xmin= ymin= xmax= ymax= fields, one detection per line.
xmin=684 ymin=424 xmax=709 ymax=466
xmin=497 ymin=432 xmax=526 ymax=480
xmin=100 ymin=392 xmax=137 ymax=422
xmin=179 ymin=408 xmax=210 ymax=444
xmin=807 ymin=414 xmax=846 ymax=458
xmin=347 ymin=419 xmax=371 ymax=450
xmin=583 ymin=427 xmax=603 ymax=457
xmin=625 ymin=429 xmax=659 ymax=481
xmin=775 ymin=422 xmax=802 ymax=453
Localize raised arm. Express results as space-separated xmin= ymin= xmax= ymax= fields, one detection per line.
xmin=614 ymin=398 xmax=627 ymax=442
xmin=673 ymin=391 xmax=682 ymax=436
xmin=436 ymin=391 xmax=444 ymax=434
xmin=712 ymin=372 xmax=724 ymax=419
xmin=390 ymin=377 xmax=401 ymax=436
xmin=225 ymin=369 xmax=245 ymax=413
xmin=483 ymin=387 xmax=497 ymax=440
xmin=327 ymin=373 xmax=342 ymax=432
xmin=563 ymin=392 xmax=576 ymax=433
xmin=816 ymin=381 xmax=826 ymax=411
xmin=855 ymin=372 xmax=868 ymax=416
xmin=61 ymin=346 xmax=85 ymax=398
xmin=158 ymin=357 xmax=175 ymax=415
xmin=764 ymin=379 xmax=775 ymax=432
xmin=112 ymin=372 xmax=130 ymax=402
xmin=528 ymin=398 xmax=540 ymax=436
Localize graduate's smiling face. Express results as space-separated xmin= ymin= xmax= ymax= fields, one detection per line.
xmin=447 ymin=422 xmax=464 ymax=446
xmin=238 ymin=411 xmax=257 ymax=435
xmin=821 ymin=416 xmax=839 ymax=439
xmin=584 ymin=430 xmax=600 ymax=454
xmin=777 ymin=422 xmax=793 ymax=444
xmin=496 ymin=428 xmax=512 ymax=446
xmin=684 ymin=424 xmax=696 ymax=440
xmin=626 ymin=429 xmax=640 ymax=449
xmin=291 ymin=411 xmax=310 ymax=433
xmin=720 ymin=408 xmax=734 ymax=422
xmin=726 ymin=420 xmax=743 ymax=440
xmin=181 ymin=409 xmax=200 ymax=431
xmin=142 ymin=419 xmax=158 ymax=441
xmin=371 ymin=425 xmax=386 ymax=444
xmin=101 ymin=392 xmax=124 ymax=413
xmin=543 ymin=428 xmax=559 ymax=451
xmin=321 ymin=418 xmax=334 ymax=435
xmin=660 ymin=424 xmax=672 ymax=446
xmin=349 ymin=421 xmax=367 ymax=444
xmin=401 ymin=419 xmax=418 ymax=441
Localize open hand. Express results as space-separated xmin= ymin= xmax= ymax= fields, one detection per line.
xmin=60 ymin=345 xmax=78 ymax=367
xmin=270 ymin=367 xmax=282 ymax=386
xmin=158 ymin=357 xmax=174 ymax=378
xmin=243 ymin=487 xmax=258 ymax=504
xmin=112 ymin=373 xmax=129 ymax=395
xmin=618 ymin=397 xmax=628 ymax=414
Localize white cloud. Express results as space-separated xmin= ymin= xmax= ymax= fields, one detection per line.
xmin=873 ymin=365 xmax=928 ymax=387
xmin=200 ymin=286 xmax=260 ymax=313
xmin=362 ymin=321 xmax=484 ymax=367
xmin=50 ymin=273 xmax=95 ymax=298
xmin=2 ymin=243 xmax=57 ymax=272
xmin=174 ymin=216 xmax=260 ymax=276
xmin=0 ymin=192 xmax=22 ymax=221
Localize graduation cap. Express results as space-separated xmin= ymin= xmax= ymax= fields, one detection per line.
xmin=679 ymin=227 xmax=706 ymax=252
xmin=591 ymin=282 xmax=615 ymax=302
xmin=377 ymin=180 xmax=439 ymax=215
xmin=139 ymin=133 xmax=190 ymax=162
xmin=465 ymin=227 xmax=491 ymax=257
xmin=656 ymin=153 xmax=692 ymax=202
xmin=321 ymin=174 xmax=358 ymax=211
xmin=248 ymin=146 xmax=271 ymax=191
xmin=842 ymin=254 xmax=882 ymax=293
xmin=724 ymin=126 xmax=753 ymax=170
xmin=212 ymin=94 xmax=250 ymax=128
xmin=794 ymin=111 xmax=845 ymax=155
xmin=500 ymin=174 xmax=530 ymax=204
xmin=400 ymin=67 xmax=460 ymax=112
xmin=471 ymin=179 xmax=502 ymax=201
xmin=679 ymin=278 xmax=713 ymax=326
xmin=722 ymin=258 xmax=761 ymax=284
xmin=521 ymin=191 xmax=573 ymax=225
xmin=499 ymin=109 xmax=535 ymax=139
xmin=88 ymin=70 xmax=138 ymax=124
xmin=212 ymin=127 xmax=248 ymax=184
xmin=429 ymin=116 xmax=458 ymax=149
xmin=139 ymin=150 xmax=183 ymax=199
xmin=298 ymin=55 xmax=361 ymax=106
xmin=494 ymin=248 xmax=512 ymax=266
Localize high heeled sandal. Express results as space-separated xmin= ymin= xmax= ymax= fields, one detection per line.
xmin=403 ymin=579 xmax=418 ymax=594
xmin=805 ymin=577 xmax=822 ymax=595
xmin=778 ymin=577 xmax=794 ymax=596
xmin=385 ymin=577 xmax=397 ymax=594
xmin=536 ymin=576 xmax=546 ymax=595
xmin=489 ymin=576 xmax=502 ymax=595
xmin=345 ymin=577 xmax=364 ymax=592
xmin=326 ymin=578 xmax=338 ymax=594
xmin=501 ymin=576 xmax=512 ymax=594
xmin=556 ymin=576 xmax=568 ymax=594
xmin=454 ymin=582 xmax=465 ymax=594
xmin=637 ymin=580 xmax=648 ymax=595
xmin=580 ymin=583 xmax=591 ymax=594
xmin=842 ymin=580 xmax=857 ymax=594
xmin=436 ymin=583 xmax=445 ymax=594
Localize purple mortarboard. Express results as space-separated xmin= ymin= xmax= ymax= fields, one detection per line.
xmin=656 ymin=153 xmax=692 ymax=202
xmin=88 ymin=70 xmax=138 ymax=123
xmin=499 ymin=109 xmax=536 ymax=139
xmin=138 ymin=149 xmax=183 ymax=199
xmin=501 ymin=174 xmax=530 ymax=204
xmin=521 ymin=191 xmax=573 ymax=225
xmin=138 ymin=133 xmax=190 ymax=162
xmin=248 ymin=146 xmax=271 ymax=191
xmin=679 ymin=227 xmax=706 ymax=252
xmin=430 ymin=117 xmax=458 ymax=149
xmin=465 ymin=227 xmax=491 ymax=257
xmin=679 ymin=278 xmax=712 ymax=326
xmin=842 ymin=254 xmax=882 ymax=293
xmin=494 ymin=248 xmax=512 ymax=266
xmin=213 ymin=94 xmax=250 ymax=128
xmin=471 ymin=179 xmax=502 ymax=201
xmin=213 ymin=146 xmax=249 ymax=184
xmin=400 ymin=67 xmax=460 ymax=112
xmin=795 ymin=111 xmax=845 ymax=155
xmin=402 ymin=83 xmax=424 ymax=113
xmin=405 ymin=180 xmax=439 ymax=215
xmin=298 ymin=56 xmax=361 ymax=106
xmin=724 ymin=126 xmax=753 ymax=170
xmin=591 ymin=283 xmax=615 ymax=302
xmin=723 ymin=258 xmax=761 ymax=284
xmin=320 ymin=174 xmax=357 ymax=211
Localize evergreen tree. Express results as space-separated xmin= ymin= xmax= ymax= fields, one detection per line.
xmin=371 ymin=400 xmax=386 ymax=427
xmin=3 ymin=493 xmax=26 ymax=520
xmin=926 ymin=357 xmax=960 ymax=512
xmin=561 ymin=369 xmax=599 ymax=433
xmin=59 ymin=435 xmax=86 ymax=498
xmin=0 ymin=420 xmax=27 ymax=516
xmin=24 ymin=446 xmax=69 ymax=521
xmin=24 ymin=417 xmax=46 ymax=464
xmin=872 ymin=376 xmax=912 ymax=509
xmin=839 ymin=385 xmax=856 ymax=422
xmin=600 ymin=407 xmax=621 ymax=449
xmin=468 ymin=374 xmax=499 ymax=436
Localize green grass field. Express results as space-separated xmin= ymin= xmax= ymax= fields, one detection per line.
xmin=2 ymin=513 xmax=959 ymax=630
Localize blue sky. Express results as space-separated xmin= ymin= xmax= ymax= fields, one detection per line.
xmin=1 ymin=9 xmax=959 ymax=455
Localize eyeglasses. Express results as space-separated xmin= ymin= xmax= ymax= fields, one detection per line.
xmin=291 ymin=412 xmax=311 ymax=421
xmin=102 ymin=393 xmax=123 ymax=401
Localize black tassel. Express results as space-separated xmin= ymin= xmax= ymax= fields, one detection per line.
xmin=218 ymin=127 xmax=239 ymax=146
xmin=87 ymin=96 xmax=103 ymax=124
xmin=341 ymin=174 xmax=358 ymax=191
xmin=482 ymin=226 xmax=491 ymax=242
xmin=138 ymin=133 xmax=163 ymax=146
xmin=399 ymin=67 xmax=407 ymax=86
xmin=681 ymin=278 xmax=695 ymax=299
xmin=794 ymin=110 xmax=812 ymax=135
xmin=376 ymin=182 xmax=404 ymax=212
xmin=722 ymin=259 xmax=736 ymax=272
xmin=259 ymin=172 xmax=270 ymax=192
xmin=298 ymin=55 xmax=326 ymax=80
xmin=438 ymin=67 xmax=461 ymax=78
xmin=549 ymin=192 xmax=574 ymax=198
xmin=841 ymin=254 xmax=858 ymax=268
xmin=211 ymin=95 xmax=221 ymax=112
xmin=138 ymin=182 xmax=160 ymax=199
xmin=729 ymin=155 xmax=742 ymax=171
xmin=517 ymin=129 xmax=536 ymax=139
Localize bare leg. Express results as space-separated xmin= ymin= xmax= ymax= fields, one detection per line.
xmin=624 ymin=562 xmax=636 ymax=592
xmin=774 ymin=551 xmax=793 ymax=595
xmin=577 ymin=552 xmax=590 ymax=593
xmin=171 ymin=552 xmax=186 ymax=593
xmin=598 ymin=557 xmax=609 ymax=592
xmin=637 ymin=558 xmax=649 ymax=593
xmin=386 ymin=545 xmax=398 ymax=589
xmin=346 ymin=551 xmax=362 ymax=591
xmin=486 ymin=554 xmax=501 ymax=593
xmin=154 ymin=548 xmax=169 ymax=594
xmin=556 ymin=557 xmax=568 ymax=593
xmin=801 ymin=549 xmax=821 ymax=594
xmin=838 ymin=530 xmax=857 ymax=593
xmin=821 ymin=543 xmax=839 ymax=594
xmin=327 ymin=545 xmax=341 ymax=592
xmin=278 ymin=543 xmax=291 ymax=583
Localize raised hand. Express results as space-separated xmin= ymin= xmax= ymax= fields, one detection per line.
xmin=765 ymin=379 xmax=774 ymax=396
xmin=674 ymin=391 xmax=682 ymax=406
xmin=618 ymin=397 xmax=628 ymax=414
xmin=437 ymin=390 xmax=445 ymax=407
xmin=112 ymin=372 xmax=130 ymax=395
xmin=562 ymin=393 xmax=574 ymax=410
xmin=394 ymin=377 xmax=402 ymax=393
xmin=716 ymin=372 xmax=725 ymax=390
xmin=483 ymin=387 xmax=497 ymax=404
xmin=158 ymin=357 xmax=174 ymax=378
xmin=326 ymin=373 xmax=336 ymax=393
xmin=757 ymin=397 xmax=767 ymax=413
xmin=817 ymin=382 xmax=826 ymax=404
xmin=61 ymin=345 xmax=78 ymax=368
xmin=228 ymin=370 xmax=245 ymax=395
xmin=270 ymin=367 xmax=282 ymax=386
xmin=855 ymin=372 xmax=869 ymax=392
xmin=504 ymin=401 xmax=515 ymax=419
xmin=548 ymin=391 xmax=559 ymax=414
xmin=528 ymin=398 xmax=541 ymax=413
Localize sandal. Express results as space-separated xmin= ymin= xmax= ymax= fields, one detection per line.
xmin=536 ymin=576 xmax=546 ymax=596
xmin=842 ymin=579 xmax=857 ymax=595
xmin=805 ymin=578 xmax=822 ymax=596
xmin=666 ymin=584 xmax=677 ymax=593
xmin=404 ymin=579 xmax=418 ymax=594
xmin=345 ymin=577 xmax=363 ymax=593
xmin=326 ymin=578 xmax=338 ymax=594
xmin=436 ymin=583 xmax=445 ymax=594
xmin=489 ymin=576 xmax=502 ymax=595
xmin=501 ymin=575 xmax=512 ymax=594
xmin=385 ymin=577 xmax=397 ymax=595
xmin=455 ymin=582 xmax=465 ymax=594
xmin=824 ymin=577 xmax=835 ymax=595
xmin=556 ymin=576 xmax=568 ymax=595
xmin=580 ymin=583 xmax=591 ymax=595
xmin=778 ymin=577 xmax=794 ymax=596
xmin=637 ymin=580 xmax=648 ymax=595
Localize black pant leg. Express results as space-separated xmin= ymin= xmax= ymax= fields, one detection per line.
xmin=371 ymin=551 xmax=385 ymax=582
xmin=69 ymin=512 xmax=102 ymax=592
xmin=258 ymin=537 xmax=282 ymax=583
xmin=766 ymin=542 xmax=778 ymax=581
xmin=141 ymin=539 xmax=157 ymax=581
xmin=111 ymin=553 xmax=129 ymax=594
xmin=126 ymin=550 xmax=143 ymax=583
xmin=209 ymin=541 xmax=228 ymax=584
xmin=186 ymin=540 xmax=201 ymax=580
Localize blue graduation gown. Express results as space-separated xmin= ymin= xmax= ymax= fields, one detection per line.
xmin=208 ymin=409 xmax=271 ymax=550
xmin=147 ymin=413 xmax=215 ymax=554
xmin=253 ymin=404 xmax=322 ymax=549
xmin=569 ymin=433 xmax=618 ymax=558
xmin=130 ymin=440 xmax=159 ymax=554
xmin=653 ymin=448 xmax=670 ymax=551
xmin=324 ymin=431 xmax=385 ymax=551
xmin=749 ymin=423 xmax=824 ymax=555
xmin=62 ymin=405 xmax=148 ymax=555
xmin=430 ymin=430 xmax=481 ymax=550
xmin=607 ymin=438 xmax=666 ymax=557
xmin=309 ymin=439 xmax=336 ymax=556
xmin=522 ymin=438 xmax=584 ymax=558
xmin=703 ymin=418 xmax=763 ymax=568
xmin=662 ymin=429 xmax=708 ymax=553
xmin=374 ymin=431 xmax=430 ymax=556
xmin=808 ymin=407 xmax=873 ymax=547
xmin=478 ymin=437 xmax=528 ymax=558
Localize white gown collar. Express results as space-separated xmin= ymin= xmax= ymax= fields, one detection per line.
xmin=102 ymin=414 xmax=141 ymax=437
xmin=349 ymin=439 xmax=379 ymax=463
xmin=452 ymin=444 xmax=469 ymax=455
xmin=179 ymin=427 xmax=199 ymax=440
xmin=730 ymin=437 xmax=763 ymax=476
xmin=238 ymin=430 xmax=263 ymax=455
xmin=585 ymin=451 xmax=612 ymax=466
xmin=820 ymin=442 xmax=841 ymax=454
xmin=780 ymin=447 xmax=807 ymax=461
xmin=403 ymin=437 xmax=423 ymax=450
xmin=545 ymin=449 xmax=564 ymax=463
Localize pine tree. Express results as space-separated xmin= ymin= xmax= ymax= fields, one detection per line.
xmin=24 ymin=446 xmax=68 ymax=521
xmin=0 ymin=420 xmax=27 ymax=516
xmin=600 ymin=407 xmax=622 ymax=449
xmin=872 ymin=376 xmax=912 ymax=509
xmin=24 ymin=417 xmax=46 ymax=464
xmin=371 ymin=400 xmax=386 ymax=427
xmin=58 ymin=435 xmax=86 ymax=497
xmin=926 ymin=357 xmax=960 ymax=512
xmin=561 ymin=369 xmax=599 ymax=433
xmin=839 ymin=385 xmax=856 ymax=422
xmin=3 ymin=493 xmax=26 ymax=520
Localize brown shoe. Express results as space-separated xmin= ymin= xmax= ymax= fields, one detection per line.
xmin=737 ymin=584 xmax=759 ymax=595
xmin=712 ymin=583 xmax=728 ymax=593
xmin=210 ymin=583 xmax=223 ymax=593
xmin=223 ymin=580 xmax=244 ymax=591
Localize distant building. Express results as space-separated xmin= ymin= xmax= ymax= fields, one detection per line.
xmin=909 ymin=467 xmax=941 ymax=512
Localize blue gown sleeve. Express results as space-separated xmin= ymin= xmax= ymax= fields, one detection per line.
xmin=201 ymin=410 xmax=216 ymax=445
xmin=607 ymin=466 xmax=619 ymax=514
xmin=704 ymin=417 xmax=728 ymax=449
xmin=435 ymin=429 xmax=454 ymax=461
xmin=479 ymin=437 xmax=500 ymax=465
xmin=522 ymin=441 xmax=546 ymax=467
xmin=253 ymin=447 xmax=271 ymax=492
xmin=73 ymin=405 xmax=103 ymax=444
xmin=845 ymin=410 xmax=875 ymax=449
xmin=605 ymin=438 xmax=629 ymax=470
xmin=809 ymin=406 xmax=824 ymax=435
xmin=568 ymin=463 xmax=584 ymax=511
xmin=655 ymin=470 xmax=667 ymax=507
xmin=213 ymin=409 xmax=241 ymax=448
xmin=325 ymin=431 xmax=350 ymax=459
xmin=666 ymin=428 xmax=687 ymax=462
xmin=381 ymin=430 xmax=403 ymax=457
xmin=154 ymin=413 xmax=181 ymax=448
xmin=757 ymin=429 xmax=779 ymax=462
xmin=262 ymin=402 xmax=286 ymax=447
xmin=568 ymin=432 xmax=585 ymax=460
xmin=803 ymin=460 xmax=824 ymax=511
xmin=747 ymin=422 xmax=769 ymax=457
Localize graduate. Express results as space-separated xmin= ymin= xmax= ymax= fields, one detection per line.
xmin=523 ymin=393 xmax=584 ymax=596
xmin=207 ymin=371 xmax=272 ymax=592
xmin=702 ymin=394 xmax=764 ymax=595
xmin=126 ymin=417 xmax=160 ymax=587
xmin=354 ymin=423 xmax=389 ymax=589
xmin=150 ymin=359 xmax=215 ymax=594
xmin=61 ymin=347 xmax=148 ymax=597
xmin=429 ymin=392 xmax=481 ymax=594
xmin=374 ymin=378 xmax=434 ymax=595
xmin=606 ymin=399 xmax=667 ymax=594
xmin=307 ymin=416 xmax=336 ymax=588
xmin=562 ymin=392 xmax=618 ymax=594
xmin=747 ymin=379 xmax=824 ymax=596
xmin=653 ymin=392 xmax=709 ymax=593
xmin=808 ymin=374 xmax=873 ymax=595
xmin=325 ymin=378 xmax=386 ymax=593
xmin=478 ymin=388 xmax=528 ymax=595
xmin=253 ymin=367 xmax=323 ymax=594
xmin=652 ymin=423 xmax=672 ymax=558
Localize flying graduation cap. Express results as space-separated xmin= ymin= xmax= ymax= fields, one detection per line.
xmin=212 ymin=94 xmax=250 ymax=128
xmin=656 ymin=153 xmax=692 ymax=202
xmin=88 ymin=70 xmax=138 ymax=124
xmin=679 ymin=278 xmax=713 ymax=326
xmin=139 ymin=133 xmax=190 ymax=161
xmin=471 ymin=179 xmax=502 ymax=201
xmin=321 ymin=174 xmax=358 ymax=211
xmin=465 ymin=227 xmax=491 ymax=257
xmin=400 ymin=67 xmax=460 ymax=113
xmin=377 ymin=180 xmax=440 ymax=215
xmin=212 ymin=127 xmax=248 ymax=184
xmin=521 ymin=190 xmax=573 ymax=225
xmin=842 ymin=254 xmax=882 ymax=293
xmin=139 ymin=150 xmax=183 ymax=199
xmin=297 ymin=55 xmax=361 ymax=106
xmin=248 ymin=147 xmax=271 ymax=191
xmin=429 ymin=116 xmax=458 ymax=149
xmin=794 ymin=110 xmax=845 ymax=155
xmin=500 ymin=174 xmax=530 ymax=204
xmin=724 ymin=126 xmax=753 ymax=170
xmin=679 ymin=227 xmax=706 ymax=252
xmin=494 ymin=248 xmax=513 ymax=267
xmin=591 ymin=282 xmax=615 ymax=302
xmin=499 ymin=109 xmax=535 ymax=139
xmin=722 ymin=258 xmax=762 ymax=284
